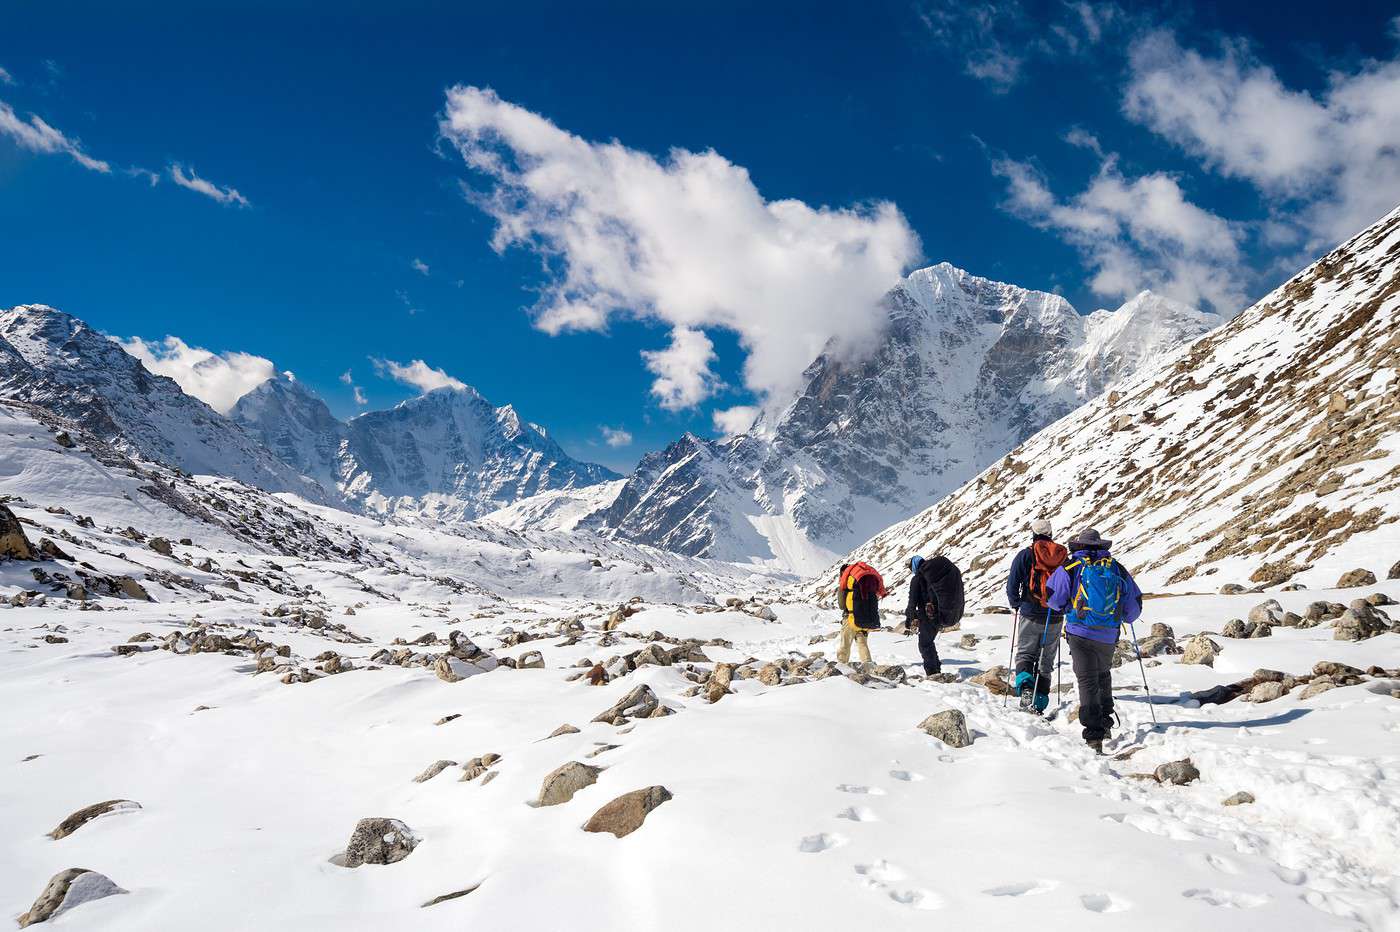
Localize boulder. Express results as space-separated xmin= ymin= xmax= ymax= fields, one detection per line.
xmin=1180 ymin=634 xmax=1221 ymax=667
xmin=591 ymin=684 xmax=659 ymax=723
xmin=1154 ymin=758 xmax=1200 ymax=786
xmin=517 ymin=650 xmax=545 ymax=670
xmin=1247 ymin=600 xmax=1283 ymax=627
xmin=459 ymin=754 xmax=501 ymax=782
xmin=1247 ymin=681 xmax=1285 ymax=703
xmin=1221 ymin=619 xmax=1248 ymax=639
xmin=537 ymin=762 xmax=603 ymax=806
xmin=631 ymin=644 xmax=671 ymax=667
xmin=757 ymin=662 xmax=782 ymax=686
xmin=0 ymin=504 xmax=36 ymax=561
xmin=1298 ymin=678 xmax=1337 ymax=700
xmin=1334 ymin=605 xmax=1387 ymax=641
xmin=604 ymin=607 xmax=627 ymax=631
xmin=18 ymin=868 xmax=126 ymax=927
xmin=582 ymin=786 xmax=672 ymax=838
xmin=918 ymin=709 xmax=972 ymax=748
xmin=1312 ymin=660 xmax=1363 ymax=677
xmin=959 ymin=633 xmax=978 ymax=650
xmin=148 ymin=538 xmax=173 ymax=557
xmin=1337 ymin=568 xmax=1378 ymax=588
xmin=113 ymin=576 xmax=151 ymax=601
xmin=412 ymin=760 xmax=456 ymax=783
xmin=1219 ymin=583 xmax=1246 ymax=594
xmin=1248 ymin=622 xmax=1273 ymax=639
xmin=1221 ymin=791 xmax=1255 ymax=807
xmin=47 ymin=799 xmax=141 ymax=840
xmin=38 ymin=538 xmax=73 ymax=562
xmin=343 ymin=818 xmax=418 ymax=867
xmin=547 ymin=724 xmax=580 ymax=739
xmin=706 ymin=663 xmax=735 ymax=703
xmin=970 ymin=666 xmax=1010 ymax=695
xmin=1389 ymin=559 xmax=1400 ymax=581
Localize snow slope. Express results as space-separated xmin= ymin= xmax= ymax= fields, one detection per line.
xmin=598 ymin=266 xmax=1220 ymax=574
xmin=833 ymin=203 xmax=1400 ymax=606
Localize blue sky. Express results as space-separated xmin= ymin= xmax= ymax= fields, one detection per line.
xmin=2 ymin=1 xmax=1397 ymax=471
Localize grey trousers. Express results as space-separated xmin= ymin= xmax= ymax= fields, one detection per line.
xmin=1068 ymin=634 xmax=1119 ymax=742
xmin=1013 ymin=615 xmax=1063 ymax=695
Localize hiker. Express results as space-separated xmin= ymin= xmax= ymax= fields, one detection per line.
xmin=1005 ymin=519 xmax=1067 ymax=714
xmin=905 ymin=554 xmax=965 ymax=676
xmin=837 ymin=561 xmax=887 ymax=665
xmin=1046 ymin=528 xmax=1143 ymax=753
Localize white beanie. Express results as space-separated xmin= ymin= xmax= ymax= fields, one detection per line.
xmin=1030 ymin=518 xmax=1052 ymax=537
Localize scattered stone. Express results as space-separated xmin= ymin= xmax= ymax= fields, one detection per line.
xmin=1298 ymin=679 xmax=1338 ymax=700
xmin=1247 ymin=681 xmax=1285 ymax=703
xmin=54 ymin=431 xmax=75 ymax=448
xmin=412 ymin=761 xmax=457 ymax=783
xmin=1154 ymin=759 xmax=1200 ymax=786
xmin=1221 ymin=619 xmax=1248 ymax=638
xmin=18 ymin=868 xmax=126 ymax=927
xmin=537 ymin=762 xmax=603 ymax=806
xmin=147 ymin=538 xmax=173 ymax=557
xmin=0 ymin=504 xmax=36 ymax=561
xmin=1312 ymin=660 xmax=1363 ymax=677
xmin=343 ymin=818 xmax=419 ymax=867
xmin=1221 ymin=791 xmax=1255 ymax=807
xmin=706 ymin=663 xmax=735 ymax=703
xmin=631 ymin=644 xmax=670 ymax=667
xmin=1247 ymin=600 xmax=1284 ymax=627
xmin=517 ymin=650 xmax=545 ymax=669
xmin=587 ymin=663 xmax=608 ymax=686
xmin=112 ymin=576 xmax=151 ymax=601
xmin=1218 ymin=583 xmax=1246 ymax=594
xmin=47 ymin=799 xmax=141 ymax=840
xmin=1180 ymin=634 xmax=1221 ymax=666
xmin=421 ymin=884 xmax=480 ymax=908
xmin=1334 ymin=603 xmax=1388 ymax=641
xmin=547 ymin=724 xmax=580 ymax=739
xmin=970 ymin=666 xmax=1010 ymax=695
xmin=1389 ymin=559 xmax=1400 ymax=581
xmin=582 ymin=786 xmax=673 ymax=838
xmin=592 ymin=684 xmax=659 ymax=723
xmin=459 ymin=754 xmax=501 ymax=782
xmin=959 ymin=633 xmax=978 ymax=650
xmin=1336 ymin=568 xmax=1377 ymax=588
xmin=917 ymin=709 xmax=972 ymax=748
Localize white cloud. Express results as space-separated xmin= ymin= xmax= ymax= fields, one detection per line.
xmin=371 ymin=357 xmax=466 ymax=393
xmin=992 ymin=154 xmax=1247 ymax=313
xmin=1124 ymin=29 xmax=1400 ymax=247
xmin=600 ymin=426 xmax=632 ymax=447
xmin=713 ymin=405 xmax=759 ymax=437
xmin=119 ymin=335 xmax=275 ymax=413
xmin=127 ymin=166 xmax=160 ymax=186
xmin=641 ymin=327 xmax=718 ymax=411
xmin=1062 ymin=126 xmax=1105 ymax=158
xmin=0 ymin=99 xmax=110 ymax=172
xmin=0 ymin=66 xmax=13 ymax=86
xmin=439 ymin=86 xmax=919 ymax=412
xmin=169 ymin=163 xmax=249 ymax=207
xmin=340 ymin=369 xmax=369 ymax=406
xmin=411 ymin=258 xmax=430 ymax=275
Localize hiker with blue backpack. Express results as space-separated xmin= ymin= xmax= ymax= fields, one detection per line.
xmin=1046 ymin=528 xmax=1143 ymax=753
xmin=1005 ymin=519 xmax=1067 ymax=714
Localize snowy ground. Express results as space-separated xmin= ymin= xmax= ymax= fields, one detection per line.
xmin=4 ymin=579 xmax=1399 ymax=930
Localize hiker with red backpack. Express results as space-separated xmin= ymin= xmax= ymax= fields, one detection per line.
xmin=905 ymin=554 xmax=965 ymax=676
xmin=1004 ymin=519 xmax=1068 ymax=714
xmin=837 ymin=561 xmax=887 ymax=665
xmin=1046 ymin=528 xmax=1144 ymax=753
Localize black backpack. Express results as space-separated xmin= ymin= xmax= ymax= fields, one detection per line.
xmin=918 ymin=556 xmax=965 ymax=629
xmin=850 ymin=573 xmax=883 ymax=630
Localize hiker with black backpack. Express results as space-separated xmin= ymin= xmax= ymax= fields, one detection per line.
xmin=905 ymin=554 xmax=965 ymax=676
xmin=837 ymin=561 xmax=887 ymax=665
xmin=1046 ymin=529 xmax=1143 ymax=753
xmin=1004 ymin=519 xmax=1067 ymax=714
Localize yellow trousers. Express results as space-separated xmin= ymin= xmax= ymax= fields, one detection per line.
xmin=837 ymin=622 xmax=872 ymax=664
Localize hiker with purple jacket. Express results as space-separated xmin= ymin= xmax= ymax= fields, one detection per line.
xmin=1046 ymin=528 xmax=1143 ymax=753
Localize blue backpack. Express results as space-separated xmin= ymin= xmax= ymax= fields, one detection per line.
xmin=1067 ymin=557 xmax=1123 ymax=629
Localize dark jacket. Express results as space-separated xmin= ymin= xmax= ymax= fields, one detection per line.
xmin=1047 ymin=549 xmax=1143 ymax=643
xmin=1006 ymin=535 xmax=1065 ymax=621
xmin=907 ymin=555 xmax=964 ymax=629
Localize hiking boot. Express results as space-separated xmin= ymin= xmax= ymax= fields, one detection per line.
xmin=1087 ymin=739 xmax=1104 ymax=755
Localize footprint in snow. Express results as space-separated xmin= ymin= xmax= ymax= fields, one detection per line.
xmin=983 ymin=879 xmax=1059 ymax=897
xmin=888 ymin=888 xmax=944 ymax=910
xmin=1051 ymin=785 xmax=1093 ymax=795
xmin=1182 ymin=888 xmax=1269 ymax=908
xmin=835 ymin=806 xmax=878 ymax=822
xmin=1203 ymin=853 xmax=1240 ymax=875
xmin=889 ymin=769 xmax=924 ymax=782
xmin=798 ymin=832 xmax=848 ymax=853
xmin=836 ymin=784 xmax=886 ymax=796
xmin=1271 ymin=866 xmax=1307 ymax=886
xmin=855 ymin=860 xmax=907 ymax=883
xmin=1080 ymin=893 xmax=1132 ymax=913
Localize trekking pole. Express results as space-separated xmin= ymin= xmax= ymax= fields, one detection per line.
xmin=1053 ymin=622 xmax=1063 ymax=716
xmin=1126 ymin=621 xmax=1158 ymax=727
xmin=1004 ymin=611 xmax=1019 ymax=707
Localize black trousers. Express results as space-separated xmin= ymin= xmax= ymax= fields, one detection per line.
xmin=917 ymin=621 xmax=940 ymax=675
xmin=1067 ymin=634 xmax=1118 ymax=742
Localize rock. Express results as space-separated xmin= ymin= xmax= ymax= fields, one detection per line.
xmin=47 ymin=799 xmax=141 ymax=840
xmin=412 ymin=760 xmax=457 ymax=783
xmin=547 ymin=724 xmax=580 ymax=739
xmin=0 ymin=504 xmax=36 ymax=560
xmin=459 ymin=754 xmax=501 ymax=782
xmin=434 ymin=655 xmax=477 ymax=682
xmin=631 ymin=644 xmax=671 ymax=667
xmin=1150 ymin=622 xmax=1176 ymax=639
xmin=1389 ymin=559 xmax=1400 ymax=580
xmin=917 ymin=709 xmax=972 ymax=748
xmin=517 ymin=650 xmax=545 ymax=670
xmin=538 ymin=761 xmax=603 ymax=806
xmin=757 ymin=662 xmax=782 ymax=686
xmin=582 ymin=786 xmax=672 ymax=838
xmin=1247 ymin=681 xmax=1285 ymax=703
xmin=970 ymin=666 xmax=1010 ymax=695
xmin=1248 ymin=622 xmax=1273 ymax=639
xmin=1312 ymin=660 xmax=1363 ymax=677
xmin=343 ymin=818 xmax=419 ymax=867
xmin=1219 ymin=583 xmax=1246 ymax=594
xmin=959 ymin=633 xmax=978 ymax=650
xmin=38 ymin=538 xmax=73 ymax=562
xmin=435 ymin=713 xmax=461 ymax=726
xmin=1337 ymin=569 xmax=1377 ymax=588
xmin=1298 ymin=679 xmax=1338 ymax=700
xmin=1222 ymin=791 xmax=1255 ymax=806
xmin=1154 ymin=758 xmax=1200 ymax=786
xmin=421 ymin=884 xmax=481 ymax=908
xmin=1368 ymin=592 xmax=1396 ymax=606
xmin=604 ymin=607 xmax=627 ymax=631
xmin=18 ymin=868 xmax=126 ymax=927
xmin=706 ymin=663 xmax=735 ymax=703
xmin=1247 ymin=600 xmax=1283 ymax=627
xmin=1180 ymin=634 xmax=1221 ymax=666
xmin=148 ymin=538 xmax=173 ymax=557
xmin=1221 ymin=619 xmax=1247 ymax=638
xmin=1334 ymin=605 xmax=1387 ymax=641
xmin=746 ymin=603 xmax=778 ymax=621
xmin=1280 ymin=611 xmax=1303 ymax=627
xmin=592 ymin=684 xmax=658 ymax=723
xmin=54 ymin=431 xmax=75 ymax=448
xmin=113 ymin=576 xmax=151 ymax=601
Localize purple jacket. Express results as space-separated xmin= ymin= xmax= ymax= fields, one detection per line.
xmin=1046 ymin=549 xmax=1143 ymax=643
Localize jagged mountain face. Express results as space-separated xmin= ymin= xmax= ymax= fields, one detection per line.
xmin=233 ymin=375 xmax=619 ymax=521
xmin=0 ymin=305 xmax=323 ymax=499
xmin=836 ymin=203 xmax=1400 ymax=605
xmin=601 ymin=264 xmax=1222 ymax=573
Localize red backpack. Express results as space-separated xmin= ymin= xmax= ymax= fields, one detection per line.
xmin=1029 ymin=540 xmax=1068 ymax=608
xmin=839 ymin=562 xmax=888 ymax=630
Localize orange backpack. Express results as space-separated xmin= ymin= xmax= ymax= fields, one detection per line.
xmin=1029 ymin=540 xmax=1068 ymax=608
xmin=840 ymin=562 xmax=888 ymax=630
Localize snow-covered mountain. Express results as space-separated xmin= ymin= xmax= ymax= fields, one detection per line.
xmin=232 ymin=374 xmax=618 ymax=520
xmin=834 ymin=203 xmax=1400 ymax=605
xmin=0 ymin=305 xmax=323 ymax=499
xmin=597 ymin=265 xmax=1222 ymax=573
